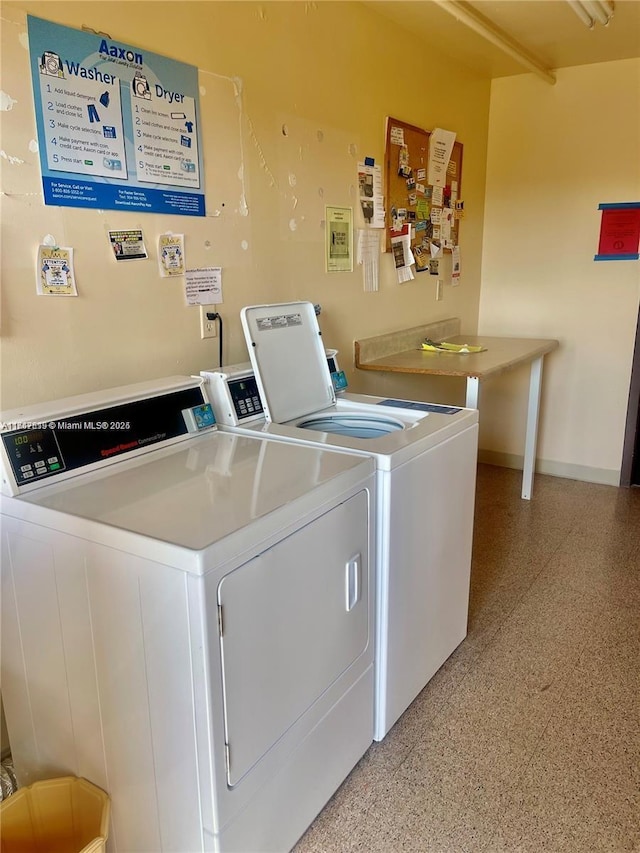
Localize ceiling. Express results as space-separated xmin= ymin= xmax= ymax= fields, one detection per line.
xmin=362 ymin=1 xmax=640 ymax=82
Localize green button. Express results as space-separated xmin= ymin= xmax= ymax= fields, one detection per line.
xmin=49 ymin=463 xmax=61 ymax=470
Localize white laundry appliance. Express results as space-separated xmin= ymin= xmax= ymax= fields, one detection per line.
xmin=200 ymin=301 xmax=479 ymax=741
xmin=0 ymin=376 xmax=376 ymax=853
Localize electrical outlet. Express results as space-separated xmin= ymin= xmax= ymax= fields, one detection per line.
xmin=436 ymin=280 xmax=443 ymax=301
xmin=200 ymin=306 xmax=218 ymax=339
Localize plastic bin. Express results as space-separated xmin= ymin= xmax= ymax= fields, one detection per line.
xmin=0 ymin=776 xmax=110 ymax=853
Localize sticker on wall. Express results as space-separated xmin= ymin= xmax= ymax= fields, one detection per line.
xmin=27 ymin=16 xmax=205 ymax=216
xmin=36 ymin=244 xmax=77 ymax=296
xmin=158 ymin=233 xmax=185 ymax=277
xmin=109 ymin=229 xmax=148 ymax=261
xmin=594 ymin=202 xmax=640 ymax=261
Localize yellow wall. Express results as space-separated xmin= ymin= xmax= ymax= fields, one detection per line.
xmin=0 ymin=1 xmax=491 ymax=410
xmin=479 ymin=60 xmax=640 ymax=483
xmin=4 ymin=3 xmax=636 ymax=481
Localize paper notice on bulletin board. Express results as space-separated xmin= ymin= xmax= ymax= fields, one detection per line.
xmin=427 ymin=128 xmax=456 ymax=188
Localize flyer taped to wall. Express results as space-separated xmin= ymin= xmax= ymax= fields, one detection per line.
xmin=158 ymin=234 xmax=185 ymax=277
xmin=36 ymin=245 xmax=77 ymax=296
xmin=185 ymin=267 xmax=222 ymax=305
xmin=326 ymin=206 xmax=353 ymax=272
xmin=109 ymin=229 xmax=148 ymax=261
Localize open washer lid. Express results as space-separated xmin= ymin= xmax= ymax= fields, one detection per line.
xmin=241 ymin=301 xmax=335 ymax=423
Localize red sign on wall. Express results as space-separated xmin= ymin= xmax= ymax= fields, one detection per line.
xmin=595 ymin=203 xmax=640 ymax=261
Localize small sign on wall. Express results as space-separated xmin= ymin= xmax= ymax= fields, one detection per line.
xmin=594 ymin=202 xmax=640 ymax=261
xmin=325 ymin=206 xmax=353 ymax=272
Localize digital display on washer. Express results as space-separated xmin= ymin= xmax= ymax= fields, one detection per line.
xmin=228 ymin=375 xmax=264 ymax=420
xmin=2 ymin=386 xmax=208 ymax=487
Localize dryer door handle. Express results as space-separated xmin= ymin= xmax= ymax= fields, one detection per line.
xmin=345 ymin=553 xmax=361 ymax=611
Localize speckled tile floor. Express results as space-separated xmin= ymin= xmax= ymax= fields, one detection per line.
xmin=294 ymin=464 xmax=640 ymax=853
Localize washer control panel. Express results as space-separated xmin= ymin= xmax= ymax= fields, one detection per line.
xmin=228 ymin=374 xmax=264 ymax=422
xmin=202 ymin=350 xmax=341 ymax=427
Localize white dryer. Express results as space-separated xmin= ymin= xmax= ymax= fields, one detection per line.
xmin=0 ymin=376 xmax=375 ymax=852
xmin=201 ymin=301 xmax=480 ymax=741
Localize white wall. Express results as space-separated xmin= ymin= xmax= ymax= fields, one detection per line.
xmin=0 ymin=1 xmax=491 ymax=411
xmin=479 ymin=59 xmax=640 ymax=483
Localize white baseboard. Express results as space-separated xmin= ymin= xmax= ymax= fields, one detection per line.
xmin=478 ymin=449 xmax=620 ymax=487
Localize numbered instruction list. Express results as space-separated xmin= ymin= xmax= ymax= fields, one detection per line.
xmin=28 ymin=15 xmax=205 ymax=216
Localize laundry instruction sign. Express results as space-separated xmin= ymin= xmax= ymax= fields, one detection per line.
xmin=27 ymin=16 xmax=205 ymax=216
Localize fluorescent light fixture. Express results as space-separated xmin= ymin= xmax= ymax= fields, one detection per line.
xmin=585 ymin=0 xmax=614 ymax=25
xmin=567 ymin=0 xmax=614 ymax=28
xmin=433 ymin=0 xmax=556 ymax=85
xmin=567 ymin=0 xmax=594 ymax=27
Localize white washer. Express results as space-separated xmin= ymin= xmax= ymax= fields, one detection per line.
xmin=201 ymin=301 xmax=480 ymax=741
xmin=0 ymin=376 xmax=376 ymax=852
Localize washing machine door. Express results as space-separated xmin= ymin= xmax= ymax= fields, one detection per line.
xmin=241 ymin=303 xmax=409 ymax=438
xmin=216 ymin=489 xmax=369 ymax=787
xmin=241 ymin=302 xmax=335 ymax=423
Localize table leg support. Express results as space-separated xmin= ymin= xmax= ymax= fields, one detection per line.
xmin=465 ymin=377 xmax=480 ymax=409
xmin=522 ymin=356 xmax=544 ymax=500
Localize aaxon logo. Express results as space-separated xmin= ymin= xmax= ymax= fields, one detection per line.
xmin=39 ymin=50 xmax=64 ymax=78
xmin=98 ymin=39 xmax=143 ymax=66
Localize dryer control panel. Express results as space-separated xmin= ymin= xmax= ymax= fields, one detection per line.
xmin=1 ymin=378 xmax=215 ymax=496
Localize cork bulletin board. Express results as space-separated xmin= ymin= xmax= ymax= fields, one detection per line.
xmin=384 ymin=117 xmax=464 ymax=267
